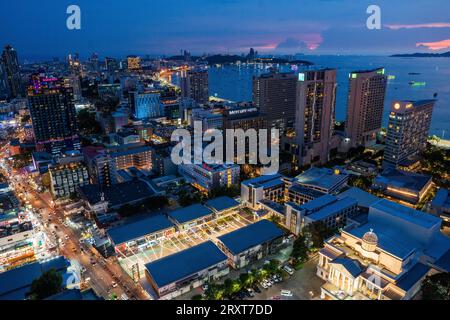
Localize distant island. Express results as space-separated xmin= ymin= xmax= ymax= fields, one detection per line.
xmin=167 ymin=54 xmax=314 ymax=66
xmin=391 ymin=51 xmax=450 ymax=58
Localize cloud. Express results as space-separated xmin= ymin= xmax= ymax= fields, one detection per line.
xmin=275 ymin=35 xmax=323 ymax=52
xmin=276 ymin=38 xmax=308 ymax=49
xmin=386 ymin=23 xmax=450 ymax=30
xmin=416 ymin=39 xmax=450 ymax=50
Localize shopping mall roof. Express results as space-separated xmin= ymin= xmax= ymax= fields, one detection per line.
xmin=205 ymin=196 xmax=240 ymax=213
xmin=145 ymin=241 xmax=227 ymax=288
xmin=217 ymin=220 xmax=285 ymax=255
xmin=168 ymin=204 xmax=213 ymax=224
xmin=337 ymin=187 xmax=381 ymax=208
xmin=306 ymin=197 xmax=358 ymax=222
xmin=107 ymin=215 xmax=174 ymax=246
xmin=0 ymin=256 xmax=69 ymax=299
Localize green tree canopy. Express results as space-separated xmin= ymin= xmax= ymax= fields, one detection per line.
xmin=29 ymin=269 xmax=63 ymax=300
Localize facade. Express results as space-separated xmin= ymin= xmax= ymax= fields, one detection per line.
xmin=83 ymin=146 xmax=117 ymax=186
xmin=109 ymin=144 xmax=153 ymax=171
xmin=241 ymin=174 xmax=286 ymax=209
xmin=49 ymin=153 xmax=89 ymax=199
xmin=296 ymin=69 xmax=337 ymax=166
xmin=190 ymin=108 xmax=223 ymax=130
xmin=127 ymin=55 xmax=141 ymax=71
xmin=222 ymin=104 xmax=267 ymax=131
xmin=180 ymin=69 xmax=209 ymax=105
xmin=27 ymin=74 xmax=80 ymax=155
xmin=179 ymin=163 xmax=240 ymax=193
xmin=216 ymin=220 xmax=285 ymax=269
xmin=383 ymin=100 xmax=435 ymax=170
xmin=317 ymin=199 xmax=450 ymax=300
xmin=346 ymin=68 xmax=387 ymax=148
xmin=131 ymin=91 xmax=163 ymax=120
xmin=252 ymin=71 xmax=297 ymax=130
xmin=145 ymin=241 xmax=229 ymax=300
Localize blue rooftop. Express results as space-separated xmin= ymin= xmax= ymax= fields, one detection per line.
xmin=433 ymin=249 xmax=450 ymax=272
xmin=396 ymin=263 xmax=430 ymax=291
xmin=168 ymin=204 xmax=213 ymax=224
xmin=242 ymin=174 xmax=283 ymax=187
xmin=206 ymin=196 xmax=240 ymax=213
xmin=300 ymin=194 xmax=337 ymax=212
xmin=371 ymin=199 xmax=441 ymax=229
xmin=307 ymin=197 xmax=358 ymax=221
xmin=145 ymin=241 xmax=227 ymax=288
xmin=337 ymin=187 xmax=381 ymax=208
xmin=432 ymin=189 xmax=450 ymax=209
xmin=295 ymin=167 xmax=348 ymax=191
xmin=0 ymin=256 xmax=70 ymax=299
xmin=330 ymin=258 xmax=362 ymax=278
xmin=107 ymin=215 xmax=174 ymax=246
xmin=217 ymin=220 xmax=284 ymax=255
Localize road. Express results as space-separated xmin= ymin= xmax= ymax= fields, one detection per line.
xmin=0 ymin=145 xmax=148 ymax=300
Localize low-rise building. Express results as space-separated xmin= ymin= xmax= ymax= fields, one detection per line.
xmin=317 ymin=199 xmax=450 ymax=300
xmin=373 ymin=169 xmax=433 ymax=205
xmin=430 ymin=189 xmax=450 ymax=222
xmin=216 ymin=220 xmax=285 ymax=269
xmin=294 ymin=167 xmax=349 ymax=195
xmin=107 ymin=215 xmax=176 ymax=255
xmin=241 ymin=174 xmax=286 ymax=209
xmin=167 ymin=204 xmax=214 ymax=230
xmin=205 ymin=196 xmax=241 ymax=217
xmin=145 ymin=241 xmax=229 ymax=299
xmin=179 ymin=163 xmax=240 ymax=193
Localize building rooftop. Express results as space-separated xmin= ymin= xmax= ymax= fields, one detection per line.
xmin=396 ymin=263 xmax=430 ymax=291
xmin=300 ymin=194 xmax=337 ymax=212
xmin=168 ymin=203 xmax=213 ymax=224
xmin=372 ymin=199 xmax=441 ymax=229
xmin=205 ymin=196 xmax=240 ymax=213
xmin=289 ymin=184 xmax=326 ymax=198
xmin=295 ymin=167 xmax=348 ymax=191
xmin=109 ymin=145 xmax=152 ymax=158
xmin=306 ymin=197 xmax=358 ymax=221
xmin=242 ymin=174 xmax=283 ymax=188
xmin=330 ymin=258 xmax=362 ymax=278
xmin=0 ymin=256 xmax=69 ymax=299
xmin=145 ymin=241 xmax=227 ymax=288
xmin=217 ymin=220 xmax=284 ymax=255
xmin=79 ymin=180 xmax=156 ymax=208
xmin=376 ymin=169 xmax=432 ymax=193
xmin=107 ymin=215 xmax=174 ymax=246
xmin=432 ymin=189 xmax=450 ymax=209
xmin=337 ymin=187 xmax=381 ymax=208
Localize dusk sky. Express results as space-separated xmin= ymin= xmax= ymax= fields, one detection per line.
xmin=1 ymin=0 xmax=450 ymax=60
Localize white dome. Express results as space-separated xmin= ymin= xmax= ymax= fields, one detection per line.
xmin=362 ymin=229 xmax=378 ymax=252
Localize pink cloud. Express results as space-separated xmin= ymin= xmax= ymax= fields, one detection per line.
xmin=416 ymin=39 xmax=450 ymax=50
xmin=386 ymin=22 xmax=450 ymax=30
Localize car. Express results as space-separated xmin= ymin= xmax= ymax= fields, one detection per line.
xmin=283 ymin=265 xmax=295 ymax=275
xmin=64 ymin=235 xmax=70 ymax=240
xmin=112 ymin=282 xmax=118 ymax=288
xmin=71 ymin=247 xmax=77 ymax=252
xmin=202 ymin=284 xmax=209 ymax=291
xmin=260 ymin=281 xmax=269 ymax=289
xmin=80 ymin=267 xmax=87 ymax=273
xmin=246 ymin=288 xmax=255 ymax=297
xmin=281 ymin=290 xmax=293 ymax=297
xmin=252 ymin=285 xmax=261 ymax=294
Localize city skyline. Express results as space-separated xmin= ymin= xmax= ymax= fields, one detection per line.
xmin=2 ymin=0 xmax=450 ymax=60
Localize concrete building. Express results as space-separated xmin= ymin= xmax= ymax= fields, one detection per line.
xmin=241 ymin=174 xmax=286 ymax=209
xmin=167 ymin=204 xmax=214 ymax=231
xmin=216 ymin=220 xmax=285 ymax=269
xmin=252 ymin=71 xmax=297 ymax=130
xmin=49 ymin=152 xmax=89 ymax=199
xmin=373 ymin=169 xmax=433 ymax=205
xmin=180 ymin=69 xmax=209 ymax=105
xmin=294 ymin=167 xmax=349 ymax=195
xmin=317 ymin=199 xmax=450 ymax=300
xmin=430 ymin=189 xmax=450 ymax=222
xmin=179 ymin=163 xmax=240 ymax=193
xmin=83 ymin=146 xmax=117 ymax=187
xmin=109 ymin=144 xmax=153 ymax=171
xmin=295 ymin=69 xmax=337 ymax=166
xmin=383 ymin=100 xmax=435 ymax=170
xmin=145 ymin=241 xmax=229 ymax=300
xmin=346 ymin=68 xmax=387 ymax=148
xmin=131 ymin=91 xmax=163 ymax=120
xmin=205 ymin=196 xmax=241 ymax=217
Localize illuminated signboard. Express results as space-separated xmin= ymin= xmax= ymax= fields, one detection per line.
xmin=298 ymin=73 xmax=305 ymax=82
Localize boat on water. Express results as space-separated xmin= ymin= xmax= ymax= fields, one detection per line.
xmin=409 ymin=81 xmax=426 ymax=87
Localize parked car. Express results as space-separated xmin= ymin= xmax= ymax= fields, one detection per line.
xmin=283 ymin=265 xmax=295 ymax=275
xmin=281 ymin=290 xmax=293 ymax=297
xmin=252 ymin=285 xmax=262 ymax=294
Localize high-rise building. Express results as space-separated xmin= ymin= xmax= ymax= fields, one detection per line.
xmin=180 ymin=69 xmax=209 ymax=105
xmin=346 ymin=68 xmax=387 ymax=147
xmin=127 ymin=55 xmax=141 ymax=71
xmin=130 ymin=90 xmax=163 ymax=119
xmin=27 ymin=73 xmax=80 ymax=155
xmin=105 ymin=57 xmax=119 ymax=72
xmin=383 ymin=100 xmax=435 ymax=170
xmin=1 ymin=45 xmax=22 ymax=98
xmin=0 ymin=61 xmax=9 ymax=99
xmin=252 ymin=71 xmax=297 ymax=130
xmin=295 ymin=69 xmax=337 ymax=166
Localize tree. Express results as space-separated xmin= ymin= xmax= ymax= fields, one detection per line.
xmin=204 ymin=284 xmax=224 ymax=300
xmin=269 ymin=214 xmax=282 ymax=225
xmin=28 ymin=269 xmax=63 ymax=300
xmin=41 ymin=172 xmax=51 ymax=189
xmin=191 ymin=294 xmax=204 ymax=300
xmin=422 ymin=273 xmax=450 ymax=300
xmin=291 ymin=235 xmax=309 ymax=263
xmin=304 ymin=221 xmax=335 ymax=249
xmin=77 ymin=109 xmax=102 ymax=135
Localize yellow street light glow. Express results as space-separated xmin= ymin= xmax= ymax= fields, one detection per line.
xmin=394 ymin=103 xmax=401 ymax=110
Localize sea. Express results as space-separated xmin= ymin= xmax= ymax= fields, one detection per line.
xmin=176 ymin=56 xmax=450 ymax=138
